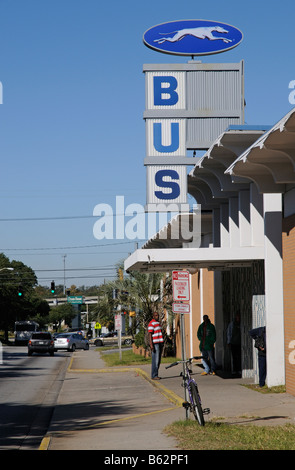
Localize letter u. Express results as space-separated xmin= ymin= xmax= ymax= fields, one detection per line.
xmin=153 ymin=122 xmax=179 ymax=153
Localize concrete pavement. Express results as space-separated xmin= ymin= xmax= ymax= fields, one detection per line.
xmin=40 ymin=347 xmax=295 ymax=450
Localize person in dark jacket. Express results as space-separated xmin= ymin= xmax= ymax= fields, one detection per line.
xmin=197 ymin=315 xmax=216 ymax=375
xmin=249 ymin=326 xmax=266 ymax=387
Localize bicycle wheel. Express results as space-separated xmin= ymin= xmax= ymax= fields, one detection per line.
xmin=189 ymin=383 xmax=205 ymax=426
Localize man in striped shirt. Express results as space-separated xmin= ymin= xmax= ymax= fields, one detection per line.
xmin=148 ymin=311 xmax=164 ymax=380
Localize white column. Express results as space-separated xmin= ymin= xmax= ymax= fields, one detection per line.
xmin=263 ymin=193 xmax=285 ymax=386
xmin=250 ymin=183 xmax=264 ymax=246
xmin=229 ymin=197 xmax=239 ymax=247
xmin=239 ymin=190 xmax=251 ymax=246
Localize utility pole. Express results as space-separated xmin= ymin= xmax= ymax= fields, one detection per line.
xmin=63 ymin=255 xmax=67 ymax=294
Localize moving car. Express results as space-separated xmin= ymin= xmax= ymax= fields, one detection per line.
xmin=28 ymin=332 xmax=55 ymax=356
xmin=54 ymin=332 xmax=89 ymax=352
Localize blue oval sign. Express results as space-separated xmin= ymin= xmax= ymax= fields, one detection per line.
xmin=143 ymin=20 xmax=243 ymax=56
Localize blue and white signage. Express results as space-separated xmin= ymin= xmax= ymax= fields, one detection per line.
xmin=143 ymin=20 xmax=243 ymax=56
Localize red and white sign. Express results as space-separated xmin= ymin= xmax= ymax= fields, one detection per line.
xmin=172 ymin=270 xmax=190 ymax=301
xmin=115 ymin=314 xmax=122 ymax=330
xmin=172 ymin=302 xmax=190 ymax=314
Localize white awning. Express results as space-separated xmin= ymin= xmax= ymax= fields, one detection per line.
xmin=226 ymin=108 xmax=295 ymax=193
xmin=188 ymin=125 xmax=269 ymax=208
xmin=124 ymin=246 xmax=264 ymax=274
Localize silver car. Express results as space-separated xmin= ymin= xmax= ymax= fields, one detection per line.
xmin=54 ymin=332 xmax=89 ymax=352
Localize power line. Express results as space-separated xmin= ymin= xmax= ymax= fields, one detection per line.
xmin=34 ymin=266 xmax=116 ymax=272
xmin=0 ymin=212 xmax=146 ymax=222
xmin=0 ymin=241 xmax=135 ymax=251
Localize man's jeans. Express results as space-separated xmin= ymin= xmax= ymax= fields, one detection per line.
xmin=201 ymin=348 xmax=216 ymax=374
xmin=151 ymin=343 xmax=163 ymax=378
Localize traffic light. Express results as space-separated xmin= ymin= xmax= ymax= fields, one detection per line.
xmin=18 ymin=284 xmax=23 ymax=297
xmin=51 ymin=281 xmax=55 ymax=294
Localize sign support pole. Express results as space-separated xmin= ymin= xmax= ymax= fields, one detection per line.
xmin=118 ymin=327 xmax=122 ymax=361
xmin=180 ymin=312 xmax=189 ymax=419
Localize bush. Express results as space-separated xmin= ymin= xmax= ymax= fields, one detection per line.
xmin=134 ymin=328 xmax=147 ymax=348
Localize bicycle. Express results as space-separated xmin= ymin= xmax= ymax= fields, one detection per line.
xmin=165 ymin=356 xmax=210 ymax=426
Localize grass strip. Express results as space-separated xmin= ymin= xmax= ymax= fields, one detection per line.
xmin=99 ymin=349 xmax=177 ymax=367
xmin=164 ymin=420 xmax=295 ymax=450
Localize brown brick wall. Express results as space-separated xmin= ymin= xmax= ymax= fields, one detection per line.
xmin=282 ymin=214 xmax=295 ymax=395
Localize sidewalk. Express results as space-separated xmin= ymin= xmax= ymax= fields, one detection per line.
xmin=40 ymin=347 xmax=295 ymax=450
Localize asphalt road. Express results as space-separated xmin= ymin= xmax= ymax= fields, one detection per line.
xmin=0 ymin=345 xmax=70 ymax=450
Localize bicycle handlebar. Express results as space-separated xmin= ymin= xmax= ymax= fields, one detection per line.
xmin=165 ymin=356 xmax=203 ymax=369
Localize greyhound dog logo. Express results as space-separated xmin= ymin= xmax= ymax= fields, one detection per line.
xmin=154 ymin=26 xmax=232 ymax=44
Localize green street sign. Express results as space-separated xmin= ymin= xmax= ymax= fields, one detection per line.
xmin=67 ymin=295 xmax=83 ymax=304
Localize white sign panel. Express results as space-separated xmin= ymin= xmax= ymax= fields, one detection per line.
xmin=172 ymin=302 xmax=190 ymax=314
xmin=146 ymin=165 xmax=188 ymax=210
xmin=145 ymin=71 xmax=186 ymax=110
xmin=146 ymin=119 xmax=186 ymax=157
xmin=115 ymin=314 xmax=122 ymax=330
xmin=172 ymin=270 xmax=190 ymax=301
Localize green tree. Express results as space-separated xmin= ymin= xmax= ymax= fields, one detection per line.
xmin=91 ymin=262 xmax=173 ymax=351
xmin=0 ymin=254 xmax=39 ymax=341
xmin=90 ymin=283 xmax=116 ymax=331
xmin=49 ymin=303 xmax=77 ymax=332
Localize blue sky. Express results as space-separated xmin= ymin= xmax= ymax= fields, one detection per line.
xmin=0 ymin=0 xmax=294 ymax=288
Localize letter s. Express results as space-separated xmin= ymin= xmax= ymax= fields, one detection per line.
xmin=154 ymin=169 xmax=180 ymax=200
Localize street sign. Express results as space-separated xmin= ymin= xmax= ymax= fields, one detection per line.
xmin=115 ymin=314 xmax=122 ymax=330
xmin=172 ymin=302 xmax=190 ymax=314
xmin=172 ymin=270 xmax=190 ymax=301
xmin=67 ymin=295 xmax=83 ymax=304
xmin=95 ymin=322 xmax=101 ymax=330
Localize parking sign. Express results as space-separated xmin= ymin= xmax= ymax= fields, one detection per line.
xmin=172 ymin=270 xmax=190 ymax=301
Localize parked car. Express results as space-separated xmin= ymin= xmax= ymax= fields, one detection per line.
xmin=101 ymin=332 xmax=117 ymax=338
xmin=94 ymin=335 xmax=133 ymax=347
xmin=54 ymin=332 xmax=89 ymax=352
xmin=28 ymin=332 xmax=55 ymax=356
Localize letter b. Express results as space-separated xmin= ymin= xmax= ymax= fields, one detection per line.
xmin=154 ymin=76 xmax=178 ymax=106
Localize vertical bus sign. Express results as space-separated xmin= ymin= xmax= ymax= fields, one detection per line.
xmin=145 ymin=70 xmax=189 ymax=210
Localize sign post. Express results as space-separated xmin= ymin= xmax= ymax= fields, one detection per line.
xmin=172 ymin=270 xmax=191 ymax=416
xmin=115 ymin=314 xmax=122 ymax=361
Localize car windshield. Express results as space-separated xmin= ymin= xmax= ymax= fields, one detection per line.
xmin=31 ymin=333 xmax=51 ymax=339
xmin=55 ymin=334 xmax=71 ymax=338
